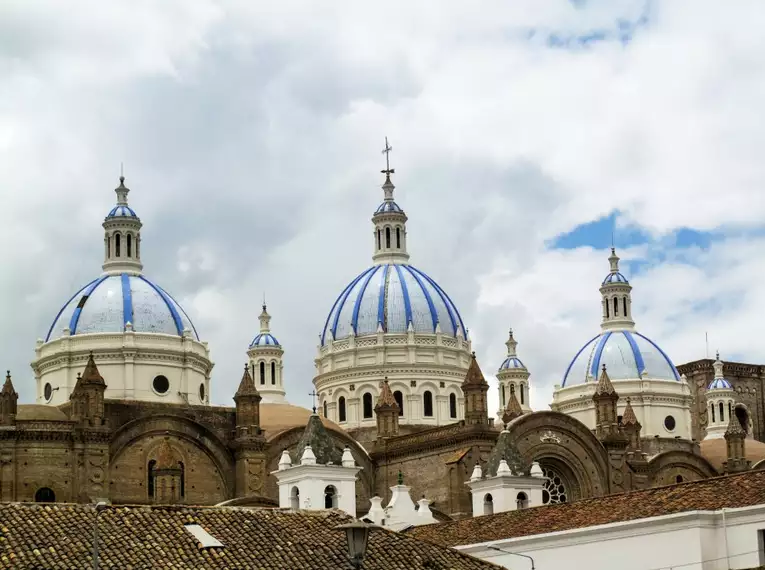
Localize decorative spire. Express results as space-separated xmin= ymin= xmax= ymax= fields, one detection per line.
xmin=397 ymin=470 xmax=404 ymax=485
xmin=501 ymin=386 xmax=523 ymax=425
xmin=599 ymin=247 xmax=635 ymax=332
xmin=235 ymin=363 xmax=260 ymax=399
xmin=713 ymin=351 xmax=724 ymax=379
xmin=622 ymin=397 xmax=638 ymax=426
xmin=375 ymin=378 xmax=400 ymax=438
xmin=80 ymin=352 xmax=105 ymax=386
xmin=115 ymin=175 xmax=130 ymax=205
xmin=608 ymin=247 xmax=620 ymax=273
xmin=259 ymin=303 xmax=271 ymax=333
xmin=594 ymin=365 xmax=617 ymax=397
xmin=102 ymin=174 xmax=143 ymax=274
xmin=376 ymin=379 xmax=397 ymax=408
xmin=505 ymin=329 xmax=518 ymax=357
xmin=372 ymin=138 xmax=410 ymax=265
xmin=462 ymin=352 xmax=488 ymax=387
xmin=2 ymin=371 xmax=15 ymax=395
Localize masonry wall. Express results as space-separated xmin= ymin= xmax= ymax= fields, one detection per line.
xmin=14 ymin=441 xmax=73 ymax=502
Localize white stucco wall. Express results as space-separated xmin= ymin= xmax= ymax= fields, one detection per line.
xmin=458 ymin=506 xmax=765 ymax=570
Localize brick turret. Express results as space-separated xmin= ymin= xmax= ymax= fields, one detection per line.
xmin=462 ymin=353 xmax=489 ymax=426
xmin=375 ymin=379 xmax=400 ymax=438
xmin=70 ymin=353 xmax=106 ymax=426
xmin=0 ymin=371 xmax=18 ymax=426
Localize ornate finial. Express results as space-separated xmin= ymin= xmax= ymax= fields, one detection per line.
xmin=381 ymin=136 xmax=394 ymax=179
xmin=5 ymin=370 xmax=9 ymax=380
xmin=397 ymin=470 xmax=404 ymax=485
xmin=471 ymin=351 xmax=476 ymax=359
xmin=309 ymin=390 xmax=319 ymax=414
xmin=602 ymin=364 xmax=607 ymax=372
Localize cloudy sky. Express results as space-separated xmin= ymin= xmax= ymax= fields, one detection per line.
xmin=2 ymin=0 xmax=764 ymax=413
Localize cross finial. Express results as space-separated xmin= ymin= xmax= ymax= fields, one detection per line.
xmin=309 ymin=390 xmax=319 ymax=414
xmin=381 ymin=136 xmax=394 ymax=177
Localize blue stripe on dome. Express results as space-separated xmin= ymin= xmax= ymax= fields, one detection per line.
xmin=45 ymin=279 xmax=96 ymax=341
xmin=622 ymin=331 xmax=645 ymax=376
xmin=69 ymin=275 xmax=109 ymax=334
xmin=402 ymin=265 xmax=438 ymax=331
xmin=139 ymin=276 xmax=183 ymax=335
xmin=121 ymin=273 xmax=133 ymax=329
xmin=562 ymin=334 xmax=599 ymax=387
xmin=321 ymin=277 xmax=355 ymax=345
xmin=602 ymin=272 xmax=628 ymax=285
xmin=375 ymin=201 xmax=403 ymax=214
xmin=590 ymin=331 xmax=612 ymax=378
xmin=351 ymin=265 xmax=380 ymax=334
xmin=330 ymin=267 xmax=375 ymax=342
xmin=393 ymin=264 xmax=413 ymax=327
xmin=156 ymin=284 xmax=200 ymax=340
xmin=377 ymin=264 xmax=390 ymax=328
xmin=411 ymin=267 xmax=460 ymax=336
xmin=634 ymin=332 xmax=680 ymax=380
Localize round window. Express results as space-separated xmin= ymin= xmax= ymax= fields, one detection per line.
xmin=44 ymin=383 xmax=52 ymax=401
xmin=664 ymin=415 xmax=676 ymax=432
xmin=199 ymin=383 xmax=205 ymax=402
xmin=153 ymin=375 xmax=170 ymax=394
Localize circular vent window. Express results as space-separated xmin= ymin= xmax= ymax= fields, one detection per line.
xmin=44 ymin=383 xmax=53 ymax=401
xmin=153 ymin=375 xmax=170 ymax=394
xmin=199 ymin=383 xmax=205 ymax=402
xmin=664 ymin=415 xmax=676 ymax=432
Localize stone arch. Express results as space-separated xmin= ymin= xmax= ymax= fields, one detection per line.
xmin=507 ymin=410 xmax=609 ymax=501
xmin=109 ymin=414 xmax=234 ymax=504
xmin=265 ymin=425 xmax=374 ymax=515
xmin=648 ymin=450 xmax=718 ymax=486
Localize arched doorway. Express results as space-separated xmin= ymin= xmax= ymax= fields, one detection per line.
xmin=35 ymin=487 xmax=56 ymax=503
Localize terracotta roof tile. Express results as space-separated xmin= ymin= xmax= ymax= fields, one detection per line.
xmin=407 ymin=470 xmax=765 ymax=547
xmin=462 ymin=353 xmax=488 ymax=387
xmin=0 ymin=504 xmax=500 ymax=569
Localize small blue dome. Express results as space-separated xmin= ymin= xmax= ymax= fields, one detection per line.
xmin=107 ymin=205 xmax=138 ymax=218
xmin=250 ymin=333 xmax=280 ymax=348
xmin=563 ymin=330 xmax=679 ymax=387
xmin=321 ymin=263 xmax=466 ymax=346
xmin=499 ymin=357 xmax=525 ymax=370
xmin=708 ymin=377 xmax=733 ymax=390
xmin=375 ymin=201 xmax=403 ymax=214
xmin=46 ymin=273 xmax=198 ymax=341
xmin=602 ymin=272 xmax=629 ymax=285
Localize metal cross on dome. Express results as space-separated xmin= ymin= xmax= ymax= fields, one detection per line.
xmin=381 ymin=136 xmax=395 ymax=176
xmin=309 ymin=390 xmax=319 ymax=413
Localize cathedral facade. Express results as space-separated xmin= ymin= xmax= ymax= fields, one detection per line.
xmin=1 ymin=161 xmax=762 ymax=519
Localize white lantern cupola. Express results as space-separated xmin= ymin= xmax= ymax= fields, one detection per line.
xmin=705 ymin=352 xmax=736 ymax=440
xmin=372 ymin=138 xmax=409 ymax=265
xmin=102 ymin=176 xmax=143 ymax=274
xmin=247 ymin=302 xmax=286 ymax=403
xmin=600 ymin=248 xmax=635 ymax=331
xmin=497 ymin=329 xmax=532 ymax=418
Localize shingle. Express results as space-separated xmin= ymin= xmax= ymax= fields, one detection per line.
xmin=0 ymin=504 xmax=499 ymax=569
xmin=407 ymin=470 xmax=765 ymax=547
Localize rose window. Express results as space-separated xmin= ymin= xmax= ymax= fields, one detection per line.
xmin=542 ymin=466 xmax=568 ymax=504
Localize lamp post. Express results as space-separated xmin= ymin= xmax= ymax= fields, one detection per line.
xmin=487 ymin=545 xmax=535 ymax=570
xmin=92 ymin=501 xmax=109 ymax=570
xmin=335 ymin=521 xmax=376 ymax=569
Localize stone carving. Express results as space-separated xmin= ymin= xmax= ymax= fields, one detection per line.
xmin=540 ymin=430 xmax=561 ymax=444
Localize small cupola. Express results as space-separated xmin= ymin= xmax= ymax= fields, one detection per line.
xmin=599 ymin=248 xmax=635 ymax=331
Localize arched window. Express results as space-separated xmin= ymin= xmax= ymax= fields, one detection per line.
xmin=711 ymin=403 xmax=715 ymax=423
xmin=520 ymin=384 xmax=525 ymax=405
xmin=449 ymin=393 xmax=457 ymax=418
xmin=394 ymin=391 xmax=404 ymax=416
xmin=385 ymin=227 xmax=391 ymax=248
xmin=605 ymin=300 xmax=610 ymax=318
xmin=338 ymin=396 xmax=346 ymax=422
xmin=423 ymin=391 xmax=434 ymax=417
xmin=115 ymin=233 xmax=121 ymax=257
xmin=676 ymin=475 xmax=684 ymax=483
xmin=107 ymin=236 xmax=111 ymax=259
xmin=179 ymin=461 xmax=185 ymax=498
xmin=510 ymin=384 xmax=515 ymax=396
xmin=323 ymin=400 xmax=328 ymax=417
xmin=516 ymin=492 xmax=529 ymax=510
xmin=396 ymin=227 xmax=401 ymax=248
xmin=483 ymin=493 xmax=494 ymax=515
xmin=729 ymin=402 xmax=733 ymax=419
xmin=35 ymin=487 xmax=56 ymax=503
xmin=290 ymin=486 xmax=300 ymax=509
xmin=377 ymin=229 xmax=381 ymax=250
xmin=259 ymin=362 xmax=265 ymax=385
xmin=719 ymin=401 xmax=725 ymax=422
xmin=613 ymin=297 xmax=618 ymax=316
xmin=623 ymin=296 xmax=628 ymax=316
xmin=148 ymin=459 xmax=157 ymax=498
xmin=271 ymin=362 xmax=276 ymax=385
xmin=363 ymin=392 xmax=373 ymax=419
xmin=127 ymin=233 xmax=132 ymax=257
xmin=324 ymin=485 xmax=338 ymax=509
xmin=500 ymin=384 xmax=505 ymax=406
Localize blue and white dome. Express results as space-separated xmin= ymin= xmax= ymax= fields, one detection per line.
xmin=46 ymin=273 xmax=198 ymax=341
xmin=602 ymin=271 xmax=628 ymax=285
xmin=107 ymin=204 xmax=138 ymax=218
xmin=321 ymin=263 xmax=466 ymax=345
xmin=499 ymin=356 xmax=525 ymax=370
xmin=375 ymin=201 xmax=403 ymax=214
xmin=562 ymin=330 xmax=680 ymax=387
xmin=708 ymin=377 xmax=733 ymax=390
xmin=249 ymin=333 xmax=280 ymax=348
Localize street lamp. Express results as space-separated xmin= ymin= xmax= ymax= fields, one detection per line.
xmin=335 ymin=521 xmax=376 ymax=569
xmin=92 ymin=501 xmax=109 ymax=570
xmin=487 ymin=545 xmax=535 ymax=570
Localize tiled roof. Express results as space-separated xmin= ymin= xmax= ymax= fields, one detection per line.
xmin=0 ymin=504 xmax=500 ymax=569
xmin=407 ymin=470 xmax=765 ymax=547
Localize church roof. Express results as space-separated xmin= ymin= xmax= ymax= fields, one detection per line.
xmin=0 ymin=505 xmax=496 ymax=570
xmin=462 ymin=353 xmax=488 ymax=387
xmin=407 ymin=470 xmax=765 ymax=547
xmin=291 ymin=413 xmax=343 ymax=465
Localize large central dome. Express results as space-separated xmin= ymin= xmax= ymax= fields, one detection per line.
xmin=321 ymin=263 xmax=466 ymax=346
